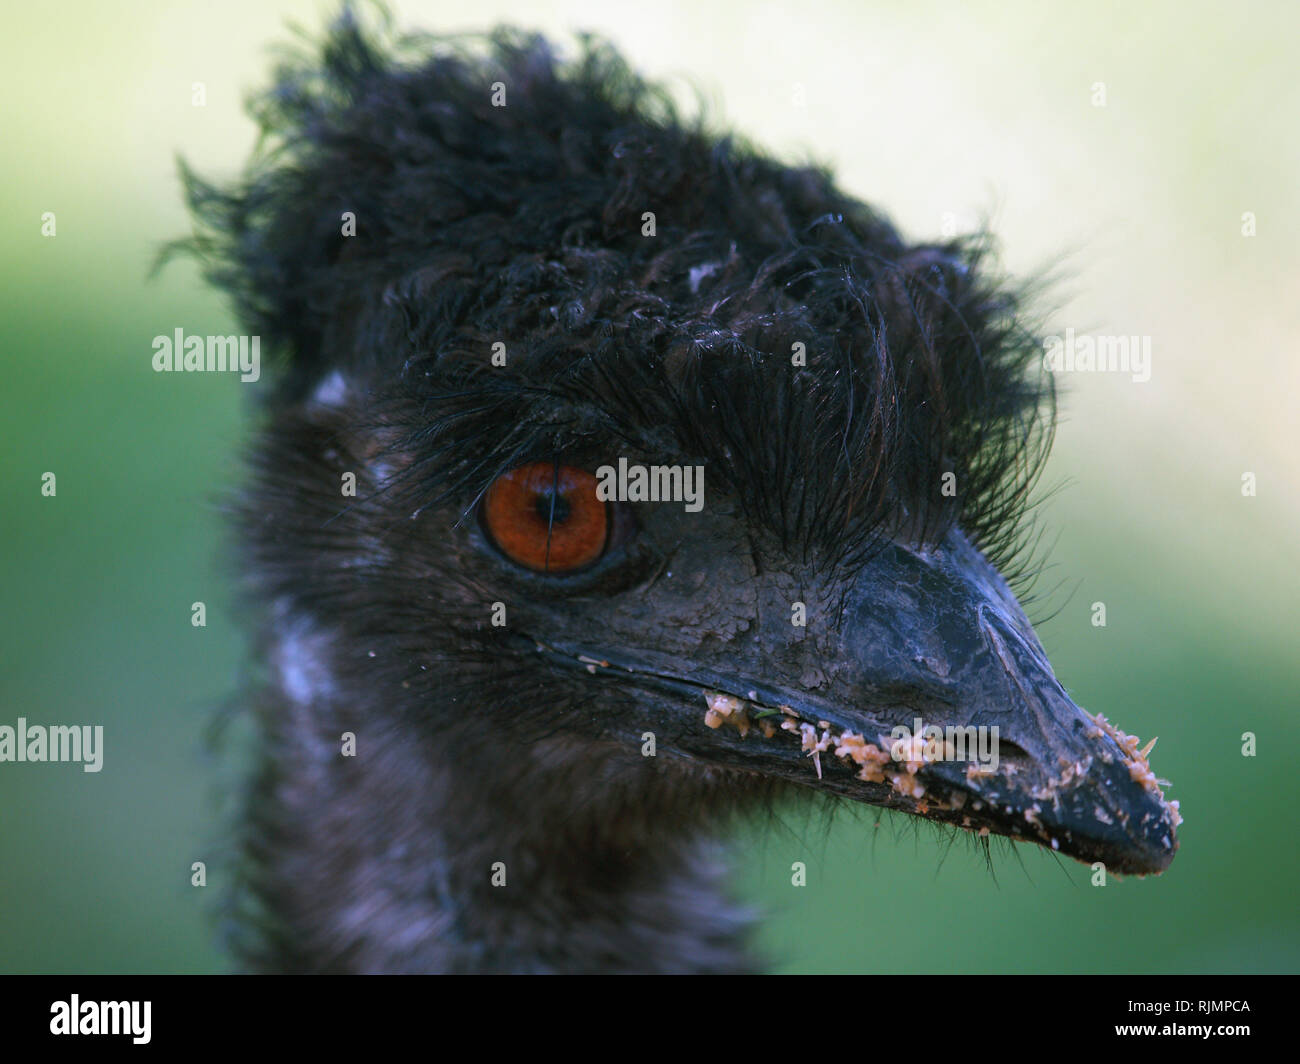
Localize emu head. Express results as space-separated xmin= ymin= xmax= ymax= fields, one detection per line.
xmin=187 ymin=13 xmax=1179 ymax=925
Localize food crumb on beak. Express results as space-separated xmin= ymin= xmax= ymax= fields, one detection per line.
xmin=798 ymin=722 xmax=834 ymax=779
xmin=832 ymin=730 xmax=896 ymax=788
xmin=697 ymin=691 xmax=1188 ymax=846
xmin=888 ymin=771 xmax=925 ymax=798
xmin=703 ymin=691 xmax=750 ymax=736
xmin=1087 ymin=711 xmax=1183 ymax=827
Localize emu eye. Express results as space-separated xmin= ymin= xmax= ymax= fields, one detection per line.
xmin=482 ymin=462 xmax=609 ymax=573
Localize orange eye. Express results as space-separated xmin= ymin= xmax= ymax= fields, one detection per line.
xmin=482 ymin=462 xmax=609 ymax=573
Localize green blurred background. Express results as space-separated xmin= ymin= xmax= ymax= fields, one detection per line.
xmin=2 ymin=0 xmax=1296 ymax=973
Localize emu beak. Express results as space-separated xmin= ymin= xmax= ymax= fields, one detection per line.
xmin=799 ymin=527 xmax=1183 ymax=876
xmin=538 ymin=528 xmax=1180 ymax=876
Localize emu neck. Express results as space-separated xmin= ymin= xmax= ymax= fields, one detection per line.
xmin=253 ymin=687 xmax=756 ymax=973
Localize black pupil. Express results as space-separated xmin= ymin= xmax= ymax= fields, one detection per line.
xmin=534 ymin=490 xmax=570 ymax=525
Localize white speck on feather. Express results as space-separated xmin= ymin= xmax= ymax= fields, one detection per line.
xmin=273 ymin=610 xmax=337 ymax=705
xmin=688 ymin=259 xmax=722 ymax=293
xmin=311 ymin=370 xmax=349 ymax=408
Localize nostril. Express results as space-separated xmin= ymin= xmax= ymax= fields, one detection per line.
xmin=954 ymin=736 xmax=1032 ymax=780
xmin=991 ymin=738 xmax=1034 ymax=774
xmin=995 ymin=738 xmax=1032 ymax=763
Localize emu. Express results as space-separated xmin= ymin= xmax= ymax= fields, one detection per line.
xmin=178 ymin=12 xmax=1180 ymax=973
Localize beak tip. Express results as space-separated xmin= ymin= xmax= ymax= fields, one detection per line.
xmin=1042 ymin=770 xmax=1182 ymax=875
